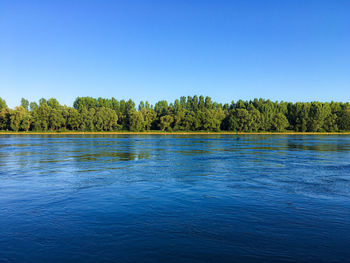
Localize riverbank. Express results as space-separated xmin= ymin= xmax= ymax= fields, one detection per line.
xmin=1 ymin=131 xmax=350 ymax=135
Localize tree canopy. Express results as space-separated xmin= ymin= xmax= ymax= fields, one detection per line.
xmin=0 ymin=96 xmax=349 ymax=132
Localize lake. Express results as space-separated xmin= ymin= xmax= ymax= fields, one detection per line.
xmin=1 ymin=135 xmax=350 ymax=262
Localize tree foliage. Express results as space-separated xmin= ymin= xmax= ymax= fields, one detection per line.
xmin=0 ymin=96 xmax=350 ymax=132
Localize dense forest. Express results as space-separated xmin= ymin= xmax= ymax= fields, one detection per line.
xmin=1 ymin=96 xmax=350 ymax=132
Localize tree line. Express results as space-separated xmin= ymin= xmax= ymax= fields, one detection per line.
xmin=1 ymin=96 xmax=350 ymax=132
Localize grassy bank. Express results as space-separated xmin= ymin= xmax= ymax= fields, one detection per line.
xmin=1 ymin=131 xmax=350 ymax=135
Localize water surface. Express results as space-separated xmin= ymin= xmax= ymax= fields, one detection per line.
xmin=1 ymin=135 xmax=350 ymax=262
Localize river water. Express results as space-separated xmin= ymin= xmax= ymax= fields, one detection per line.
xmin=0 ymin=135 xmax=350 ymax=262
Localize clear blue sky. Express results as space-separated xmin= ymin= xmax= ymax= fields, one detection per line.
xmin=0 ymin=0 xmax=349 ymax=108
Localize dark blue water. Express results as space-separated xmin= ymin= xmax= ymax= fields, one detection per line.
xmin=1 ymin=135 xmax=350 ymax=262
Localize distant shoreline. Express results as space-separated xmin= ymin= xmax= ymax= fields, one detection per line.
xmin=1 ymin=131 xmax=350 ymax=135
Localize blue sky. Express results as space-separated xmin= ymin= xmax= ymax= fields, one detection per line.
xmin=0 ymin=0 xmax=349 ymax=108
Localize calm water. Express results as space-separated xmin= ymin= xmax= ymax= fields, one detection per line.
xmin=1 ymin=135 xmax=350 ymax=262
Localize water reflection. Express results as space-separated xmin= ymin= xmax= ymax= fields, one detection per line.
xmin=1 ymin=135 xmax=350 ymax=180
xmin=0 ymin=134 xmax=350 ymax=196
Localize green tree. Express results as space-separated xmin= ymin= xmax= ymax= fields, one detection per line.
xmin=67 ymin=108 xmax=82 ymax=130
xmin=0 ymin=98 xmax=7 ymax=111
xmin=10 ymin=106 xmax=31 ymax=131
xmin=31 ymin=99 xmax=50 ymax=131
xmin=20 ymin=98 xmax=29 ymax=111
xmin=49 ymin=108 xmax=65 ymax=130
xmin=160 ymin=115 xmax=174 ymax=131
xmin=228 ymin=109 xmax=248 ymax=131
xmin=47 ymin=98 xmax=60 ymax=109
xmin=271 ymin=113 xmax=289 ymax=132
xmin=201 ymin=108 xmax=225 ymax=131
xmin=339 ymin=106 xmax=350 ymax=131
xmin=140 ymin=108 xmax=156 ymax=130
xmin=93 ymin=107 xmax=118 ymax=131
xmin=308 ymin=102 xmax=331 ymax=132
xmin=129 ymin=111 xmax=145 ymax=131
xmin=81 ymin=107 xmax=95 ymax=131
xmin=2 ymin=95 xmax=350 ymax=133
xmin=0 ymin=108 xmax=11 ymax=130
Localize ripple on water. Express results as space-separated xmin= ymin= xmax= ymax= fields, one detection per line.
xmin=0 ymin=134 xmax=350 ymax=262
